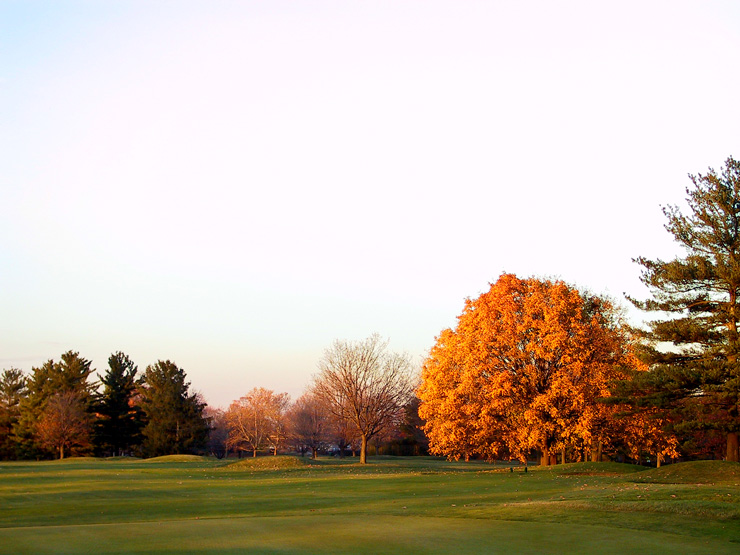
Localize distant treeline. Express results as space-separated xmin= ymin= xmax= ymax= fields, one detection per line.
xmin=0 ymin=352 xmax=210 ymax=460
xmin=0 ymin=341 xmax=426 ymax=461
xmin=4 ymin=157 xmax=740 ymax=465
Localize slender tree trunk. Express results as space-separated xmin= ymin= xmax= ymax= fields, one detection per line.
xmin=726 ymin=288 xmax=738 ymax=463
xmin=360 ymin=434 xmax=368 ymax=464
xmin=311 ymin=447 xmax=317 ymax=460
xmin=253 ymin=448 xmax=257 ymax=458
xmin=59 ymin=444 xmax=64 ymax=460
xmin=560 ymin=447 xmax=566 ymax=465
xmin=657 ymin=453 xmax=662 ymax=468
xmin=727 ymin=432 xmax=739 ymax=462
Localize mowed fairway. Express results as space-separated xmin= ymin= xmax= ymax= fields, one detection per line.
xmin=1 ymin=456 xmax=739 ymax=554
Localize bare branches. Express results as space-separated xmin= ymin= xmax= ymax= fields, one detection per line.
xmin=313 ymin=334 xmax=414 ymax=464
xmin=225 ymin=387 xmax=290 ymax=457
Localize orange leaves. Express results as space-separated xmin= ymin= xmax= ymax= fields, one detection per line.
xmin=419 ymin=274 xmax=636 ymax=463
xmin=35 ymin=391 xmax=92 ymax=459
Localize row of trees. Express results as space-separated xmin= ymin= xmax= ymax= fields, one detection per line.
xmin=418 ymin=156 xmax=740 ymax=465
xmin=0 ymin=337 xmax=422 ymax=463
xmin=0 ymin=352 xmax=208 ymax=459
xmin=4 ymin=157 xmax=737 ymax=465
xmin=219 ymin=335 xmax=420 ymax=464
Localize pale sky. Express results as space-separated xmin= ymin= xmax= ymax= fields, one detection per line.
xmin=2 ymin=1 xmax=739 ymax=408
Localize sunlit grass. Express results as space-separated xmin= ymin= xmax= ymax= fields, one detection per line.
xmin=0 ymin=457 xmax=738 ymax=554
xmin=141 ymin=454 xmax=208 ymax=463
xmin=223 ymin=454 xmax=309 ymax=470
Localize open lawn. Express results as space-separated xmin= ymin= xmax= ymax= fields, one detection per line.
xmin=0 ymin=456 xmax=738 ymax=554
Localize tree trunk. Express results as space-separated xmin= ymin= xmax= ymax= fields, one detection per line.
xmin=540 ymin=445 xmax=550 ymax=466
xmin=657 ymin=453 xmax=662 ymax=468
xmin=727 ymin=432 xmax=739 ymax=462
xmin=560 ymin=447 xmax=566 ymax=465
xmin=360 ymin=434 xmax=368 ymax=464
xmin=311 ymin=447 xmax=317 ymax=460
xmin=253 ymin=448 xmax=257 ymax=458
xmin=59 ymin=444 xmax=64 ymax=460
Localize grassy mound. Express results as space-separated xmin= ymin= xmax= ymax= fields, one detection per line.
xmin=631 ymin=460 xmax=740 ymax=484
xmin=547 ymin=461 xmax=647 ymax=476
xmin=142 ymin=454 xmax=206 ymax=463
xmin=53 ymin=456 xmax=103 ymax=462
xmin=224 ymin=455 xmax=309 ymax=471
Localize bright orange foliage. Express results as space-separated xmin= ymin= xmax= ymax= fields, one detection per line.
xmin=418 ymin=274 xmax=668 ymax=464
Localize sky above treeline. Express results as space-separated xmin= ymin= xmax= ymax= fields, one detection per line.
xmin=2 ymin=1 xmax=740 ymax=408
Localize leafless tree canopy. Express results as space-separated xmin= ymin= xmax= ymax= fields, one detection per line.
xmin=226 ymin=387 xmax=290 ymax=457
xmin=204 ymin=406 xmax=228 ymax=459
xmin=312 ymin=334 xmax=414 ymax=464
xmin=288 ymin=392 xmax=331 ymax=459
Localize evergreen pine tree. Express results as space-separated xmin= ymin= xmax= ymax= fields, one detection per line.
xmin=629 ymin=156 xmax=740 ymax=461
xmin=0 ymin=368 xmax=27 ymax=459
xmin=96 ymin=352 xmax=143 ymax=456
xmin=139 ymin=360 xmax=208 ymax=457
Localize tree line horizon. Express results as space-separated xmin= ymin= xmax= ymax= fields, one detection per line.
xmin=2 ymin=156 xmax=740 ymax=465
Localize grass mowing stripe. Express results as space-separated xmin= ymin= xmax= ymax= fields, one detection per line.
xmin=0 ymin=457 xmax=738 ymax=553
xmin=0 ymin=515 xmax=737 ymax=555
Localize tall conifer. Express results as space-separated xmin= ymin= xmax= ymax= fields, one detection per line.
xmin=630 ymin=156 xmax=740 ymax=461
xmin=0 ymin=369 xmax=27 ymax=459
xmin=139 ymin=360 xmax=208 ymax=457
xmin=96 ymin=352 xmax=142 ymax=456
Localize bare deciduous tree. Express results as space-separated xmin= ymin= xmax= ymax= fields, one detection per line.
xmin=226 ymin=388 xmax=290 ymax=457
xmin=330 ymin=413 xmax=358 ymax=458
xmin=267 ymin=392 xmax=291 ymax=456
xmin=288 ymin=393 xmax=330 ymax=459
xmin=204 ymin=406 xmax=228 ymax=459
xmin=313 ymin=334 xmax=414 ymax=464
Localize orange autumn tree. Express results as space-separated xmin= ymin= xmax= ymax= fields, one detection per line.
xmin=416 ymin=328 xmax=483 ymax=461
xmin=419 ymin=274 xmax=645 ymax=465
xmin=616 ymin=409 xmax=678 ymax=467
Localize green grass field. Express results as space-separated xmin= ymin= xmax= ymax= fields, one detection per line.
xmin=1 ymin=456 xmax=738 ymax=554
